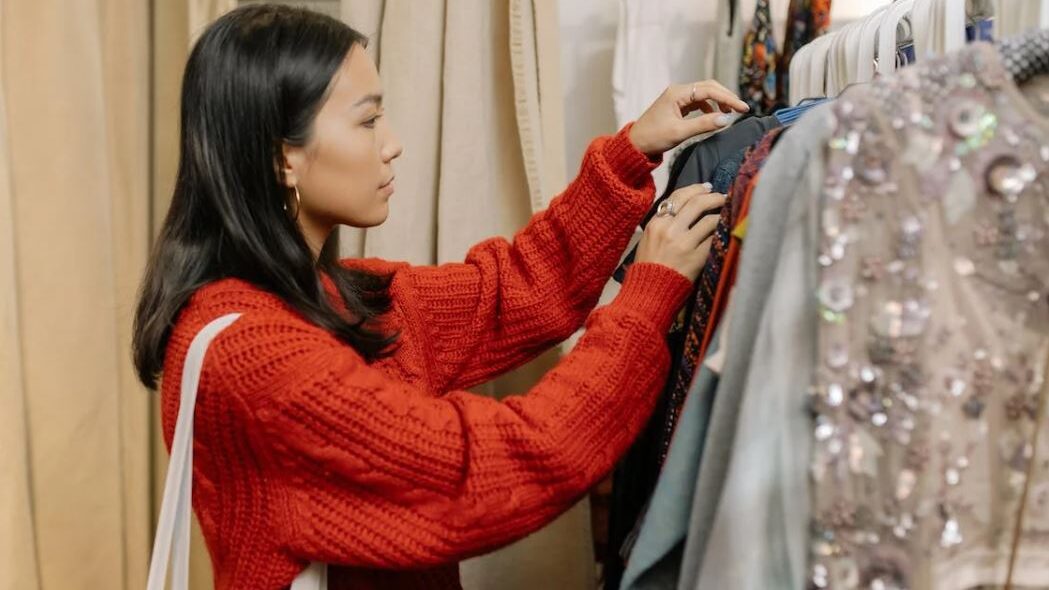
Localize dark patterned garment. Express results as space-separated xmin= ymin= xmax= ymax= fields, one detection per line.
xmin=659 ymin=126 xmax=788 ymax=467
xmin=739 ymin=0 xmax=779 ymax=114
xmin=776 ymin=0 xmax=832 ymax=107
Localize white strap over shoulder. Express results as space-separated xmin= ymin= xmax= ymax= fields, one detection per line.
xmin=146 ymin=312 xmax=327 ymax=590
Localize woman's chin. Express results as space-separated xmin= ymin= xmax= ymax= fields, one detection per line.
xmin=362 ymin=205 xmax=390 ymax=228
xmin=338 ymin=200 xmax=391 ymax=229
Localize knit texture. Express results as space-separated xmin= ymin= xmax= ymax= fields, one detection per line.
xmin=159 ymin=125 xmax=693 ymax=590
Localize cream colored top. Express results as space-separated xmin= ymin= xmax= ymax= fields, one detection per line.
xmin=811 ymin=42 xmax=1049 ymax=590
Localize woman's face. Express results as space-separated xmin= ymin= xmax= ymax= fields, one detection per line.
xmin=281 ymin=44 xmax=402 ymax=252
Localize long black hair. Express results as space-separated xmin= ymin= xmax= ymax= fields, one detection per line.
xmin=133 ymin=4 xmax=397 ymax=390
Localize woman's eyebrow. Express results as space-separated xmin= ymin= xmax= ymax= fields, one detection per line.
xmin=353 ymin=93 xmax=383 ymax=108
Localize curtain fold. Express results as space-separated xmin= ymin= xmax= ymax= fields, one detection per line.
xmin=0 ymin=0 xmax=152 ymax=587
xmin=0 ymin=0 xmax=223 ymax=587
xmin=101 ymin=0 xmax=153 ymax=587
xmin=0 ymin=3 xmax=40 ymax=586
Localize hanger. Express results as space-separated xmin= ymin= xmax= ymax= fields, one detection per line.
xmin=808 ymin=34 xmax=836 ymax=99
xmin=877 ymin=0 xmax=917 ymax=75
xmin=826 ymin=20 xmax=857 ymax=95
xmin=843 ymin=18 xmax=869 ymax=88
xmin=944 ymin=0 xmax=968 ymax=52
xmin=857 ymin=5 xmax=892 ymax=82
xmin=788 ymin=33 xmax=818 ymax=104
xmin=791 ymin=33 xmax=831 ymax=103
xmin=787 ymin=38 xmax=808 ymax=105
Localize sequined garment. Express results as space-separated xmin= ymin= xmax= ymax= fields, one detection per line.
xmin=739 ymin=0 xmax=779 ymax=114
xmin=810 ymin=43 xmax=1049 ymax=589
xmin=777 ymin=0 xmax=832 ymax=105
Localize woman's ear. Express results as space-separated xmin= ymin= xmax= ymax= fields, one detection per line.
xmin=278 ymin=142 xmax=305 ymax=188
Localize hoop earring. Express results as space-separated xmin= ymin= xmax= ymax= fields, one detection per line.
xmin=284 ymin=186 xmax=301 ymax=220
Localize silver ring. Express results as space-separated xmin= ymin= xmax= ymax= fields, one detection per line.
xmin=656 ymin=199 xmax=677 ymax=217
xmin=690 ymin=84 xmax=697 ymax=103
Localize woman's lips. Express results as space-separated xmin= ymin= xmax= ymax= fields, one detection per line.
xmin=380 ymin=177 xmax=395 ymax=196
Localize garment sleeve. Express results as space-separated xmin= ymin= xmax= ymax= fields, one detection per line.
xmin=391 ymin=124 xmax=660 ymax=391
xmin=693 ymin=160 xmax=819 ymax=590
xmin=226 ymin=263 xmax=692 ymax=569
xmin=678 ymin=107 xmax=834 ymax=590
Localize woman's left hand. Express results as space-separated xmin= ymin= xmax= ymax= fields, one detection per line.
xmin=628 ymin=80 xmax=750 ymax=157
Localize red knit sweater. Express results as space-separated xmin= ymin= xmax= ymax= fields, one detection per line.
xmin=160 ymin=125 xmax=693 ymax=589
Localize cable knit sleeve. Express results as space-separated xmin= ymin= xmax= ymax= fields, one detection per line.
xmin=223 ymin=263 xmax=691 ymax=569
xmin=393 ymin=124 xmax=660 ymax=391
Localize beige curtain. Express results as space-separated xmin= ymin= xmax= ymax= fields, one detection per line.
xmin=0 ymin=0 xmax=231 ymax=587
xmin=0 ymin=0 xmax=153 ymax=588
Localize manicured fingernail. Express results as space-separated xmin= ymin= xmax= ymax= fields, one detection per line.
xmin=715 ymin=114 xmax=732 ymax=127
xmin=701 ymin=182 xmax=713 ymax=190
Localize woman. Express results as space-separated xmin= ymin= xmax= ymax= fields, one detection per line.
xmin=133 ymin=5 xmax=747 ymax=589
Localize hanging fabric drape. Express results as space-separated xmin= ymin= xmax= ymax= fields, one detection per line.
xmin=349 ymin=0 xmax=565 ymax=266
xmin=0 ymin=0 xmax=154 ymax=588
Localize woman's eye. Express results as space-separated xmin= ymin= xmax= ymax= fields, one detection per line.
xmin=363 ymin=114 xmax=382 ymax=128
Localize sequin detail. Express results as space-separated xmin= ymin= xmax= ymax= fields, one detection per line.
xmin=810 ymin=43 xmax=1049 ymax=588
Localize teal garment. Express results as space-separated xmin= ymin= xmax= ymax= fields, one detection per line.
xmin=675 ymin=106 xmax=835 ymax=590
xmin=618 ymin=326 xmax=724 ymax=590
xmin=693 ymin=116 xmax=824 ymax=589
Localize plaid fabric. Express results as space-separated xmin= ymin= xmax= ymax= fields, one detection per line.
xmin=776 ymin=0 xmax=832 ymax=105
xmin=739 ymin=0 xmax=780 ymax=114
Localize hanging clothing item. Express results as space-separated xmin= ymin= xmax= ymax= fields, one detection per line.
xmin=604 ymin=115 xmax=777 ymax=590
xmin=612 ymin=0 xmax=671 ymax=129
xmin=775 ymin=0 xmax=832 ymax=105
xmin=698 ymin=126 xmax=788 ymax=361
xmin=615 ymin=115 xmax=782 ymax=283
xmin=692 ymin=116 xmax=828 ymax=590
xmin=618 ymin=128 xmax=791 ymax=590
xmin=808 ymin=41 xmax=1049 ymax=589
xmin=714 ymin=0 xmax=746 ymax=90
xmin=709 ymin=149 xmax=747 ymax=195
xmin=663 ymin=127 xmax=788 ymax=447
xmin=774 ymin=97 xmax=832 ymax=125
xmin=738 ymin=0 xmax=779 ymax=114
xmin=675 ymin=106 xmax=835 ymax=590
xmin=618 ymin=325 xmax=727 ymax=590
xmin=612 ymin=0 xmax=674 ymax=192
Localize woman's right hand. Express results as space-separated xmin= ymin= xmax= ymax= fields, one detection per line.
xmin=635 ymin=183 xmax=725 ymax=283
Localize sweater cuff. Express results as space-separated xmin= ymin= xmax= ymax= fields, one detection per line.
xmin=601 ymin=123 xmax=663 ymax=189
xmin=613 ymin=263 xmax=693 ymax=331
